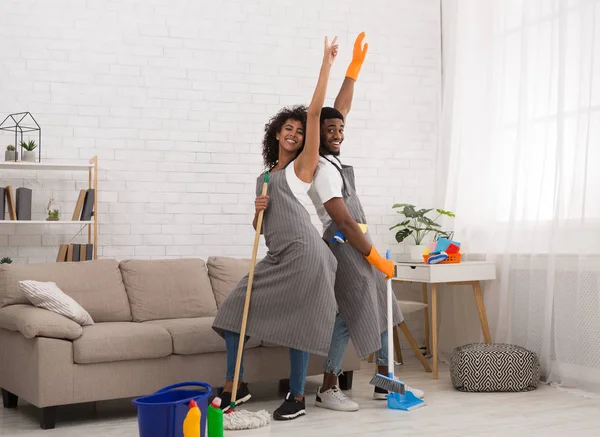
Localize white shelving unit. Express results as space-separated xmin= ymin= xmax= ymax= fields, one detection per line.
xmin=0 ymin=220 xmax=93 ymax=225
xmin=0 ymin=156 xmax=99 ymax=259
xmin=0 ymin=162 xmax=93 ymax=171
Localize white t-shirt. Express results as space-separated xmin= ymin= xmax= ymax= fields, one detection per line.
xmin=284 ymin=163 xmax=312 ymax=212
xmin=308 ymin=156 xmax=343 ymax=233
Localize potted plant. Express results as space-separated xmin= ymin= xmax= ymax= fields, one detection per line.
xmin=20 ymin=140 xmax=37 ymax=162
xmin=0 ymin=257 xmax=12 ymax=264
xmin=46 ymin=209 xmax=60 ymax=221
xmin=46 ymin=198 xmax=60 ymax=221
xmin=390 ymin=203 xmax=455 ymax=261
xmin=5 ymin=145 xmax=16 ymax=161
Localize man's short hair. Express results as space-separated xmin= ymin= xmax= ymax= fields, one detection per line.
xmin=320 ymin=107 xmax=344 ymax=125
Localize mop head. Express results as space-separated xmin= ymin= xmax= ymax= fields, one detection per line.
xmin=369 ymin=373 xmax=426 ymax=411
xmin=223 ymin=408 xmax=270 ymax=430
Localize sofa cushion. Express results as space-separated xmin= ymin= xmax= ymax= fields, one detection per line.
xmin=119 ymin=259 xmax=218 ymax=322
xmin=0 ymin=304 xmax=83 ymax=340
xmin=73 ymin=322 xmax=172 ymax=364
xmin=206 ymin=256 xmax=252 ymax=308
xmin=0 ymin=259 xmax=132 ymax=322
xmin=20 ymin=280 xmax=94 ymax=326
xmin=145 ymin=317 xmax=261 ymax=355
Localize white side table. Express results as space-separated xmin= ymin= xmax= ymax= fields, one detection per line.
xmin=393 ymin=261 xmax=496 ymax=380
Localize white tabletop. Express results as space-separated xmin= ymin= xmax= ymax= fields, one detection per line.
xmin=393 ymin=260 xmax=496 ymax=284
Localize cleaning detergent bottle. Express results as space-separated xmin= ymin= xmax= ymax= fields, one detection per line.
xmin=207 ymin=397 xmax=224 ymax=437
xmin=183 ymin=400 xmax=201 ymax=437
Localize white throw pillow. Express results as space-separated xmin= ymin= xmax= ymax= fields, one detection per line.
xmin=20 ymin=280 xmax=94 ymax=326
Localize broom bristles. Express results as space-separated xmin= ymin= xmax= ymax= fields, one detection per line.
xmin=223 ymin=408 xmax=270 ymax=430
xmin=369 ymin=373 xmax=406 ymax=395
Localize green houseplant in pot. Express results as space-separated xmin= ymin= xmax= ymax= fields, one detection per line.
xmin=390 ymin=203 xmax=455 ymax=261
xmin=20 ymin=140 xmax=37 ymax=162
xmin=5 ymin=145 xmax=16 ymax=161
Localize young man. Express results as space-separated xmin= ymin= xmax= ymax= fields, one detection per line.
xmin=308 ymin=33 xmax=425 ymax=412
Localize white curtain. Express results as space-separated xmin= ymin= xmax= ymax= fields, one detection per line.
xmin=438 ymin=0 xmax=600 ymax=397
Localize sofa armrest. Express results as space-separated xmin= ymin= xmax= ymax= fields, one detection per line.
xmin=0 ymin=304 xmax=83 ymax=340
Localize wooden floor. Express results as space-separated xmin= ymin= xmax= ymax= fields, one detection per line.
xmin=1 ymin=358 xmax=599 ymax=437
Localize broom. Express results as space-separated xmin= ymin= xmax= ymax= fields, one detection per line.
xmin=222 ymin=171 xmax=271 ymax=430
xmin=369 ymin=250 xmax=426 ymax=411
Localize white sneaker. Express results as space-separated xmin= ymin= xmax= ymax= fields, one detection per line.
xmin=316 ymin=385 xmax=360 ymax=412
xmin=373 ymin=385 xmax=425 ymax=400
xmin=407 ymin=385 xmax=425 ymax=399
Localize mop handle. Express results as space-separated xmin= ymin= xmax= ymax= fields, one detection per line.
xmin=386 ymin=249 xmax=394 ymax=379
xmin=231 ymin=172 xmax=269 ymax=407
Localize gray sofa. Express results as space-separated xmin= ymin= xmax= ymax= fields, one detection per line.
xmin=0 ymin=257 xmax=360 ymax=429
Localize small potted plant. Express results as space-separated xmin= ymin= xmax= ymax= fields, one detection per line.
xmin=46 ymin=198 xmax=60 ymax=221
xmin=5 ymin=145 xmax=16 ymax=161
xmin=20 ymin=140 xmax=38 ymax=162
xmin=390 ymin=203 xmax=455 ymax=261
xmin=0 ymin=257 xmax=12 ymax=264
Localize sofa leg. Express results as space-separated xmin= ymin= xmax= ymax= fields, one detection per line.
xmin=278 ymin=378 xmax=290 ymax=394
xmin=2 ymin=389 xmax=18 ymax=409
xmin=339 ymin=371 xmax=354 ymax=390
xmin=40 ymin=406 xmax=57 ymax=430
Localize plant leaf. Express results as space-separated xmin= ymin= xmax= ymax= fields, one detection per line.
xmin=417 ymin=216 xmax=440 ymax=227
xmin=395 ymin=228 xmax=413 ymax=243
xmin=436 ymin=208 xmax=456 ymax=217
xmin=402 ymin=205 xmax=418 ymax=218
xmin=392 ymin=203 xmax=415 ymax=210
xmin=416 ymin=208 xmax=433 ymax=216
xmin=389 ymin=219 xmax=411 ymax=231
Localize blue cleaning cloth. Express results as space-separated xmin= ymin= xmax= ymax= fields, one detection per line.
xmin=332 ymin=231 xmax=347 ymax=243
xmin=427 ymin=252 xmax=448 ymax=264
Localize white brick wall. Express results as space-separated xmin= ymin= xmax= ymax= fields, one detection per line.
xmin=0 ymin=0 xmax=441 ymax=265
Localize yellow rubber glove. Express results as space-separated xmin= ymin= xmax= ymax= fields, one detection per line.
xmin=365 ymin=246 xmax=394 ymax=279
xmin=346 ymin=32 xmax=369 ymax=80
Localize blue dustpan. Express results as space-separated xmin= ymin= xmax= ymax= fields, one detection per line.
xmin=387 ymin=390 xmax=426 ymax=411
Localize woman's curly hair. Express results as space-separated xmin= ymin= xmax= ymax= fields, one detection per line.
xmin=262 ymin=105 xmax=307 ymax=169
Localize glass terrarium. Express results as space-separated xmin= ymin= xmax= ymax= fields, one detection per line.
xmin=46 ymin=198 xmax=61 ymax=221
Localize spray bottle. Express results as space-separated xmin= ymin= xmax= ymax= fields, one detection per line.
xmin=207 ymin=397 xmax=224 ymax=437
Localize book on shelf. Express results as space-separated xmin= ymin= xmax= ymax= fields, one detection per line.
xmin=80 ymin=188 xmax=94 ymax=221
xmin=16 ymin=187 xmax=32 ymax=220
xmin=57 ymin=244 xmax=94 ymax=262
xmin=0 ymin=187 xmax=4 ymax=220
xmin=56 ymin=244 xmax=68 ymax=262
xmin=72 ymin=189 xmax=86 ymax=220
xmin=3 ymin=186 xmax=16 ymax=220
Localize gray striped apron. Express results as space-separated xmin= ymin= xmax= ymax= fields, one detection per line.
xmin=213 ymin=164 xmax=338 ymax=356
xmin=321 ymin=156 xmax=404 ymax=358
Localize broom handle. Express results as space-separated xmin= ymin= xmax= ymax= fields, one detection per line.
xmin=386 ymin=250 xmax=394 ymax=379
xmin=231 ymin=174 xmax=269 ymax=407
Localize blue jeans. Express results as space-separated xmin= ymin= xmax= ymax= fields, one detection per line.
xmin=324 ymin=313 xmax=389 ymax=375
xmin=224 ymin=330 xmax=310 ymax=397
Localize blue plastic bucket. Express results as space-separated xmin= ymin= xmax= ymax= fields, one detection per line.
xmin=132 ymin=382 xmax=212 ymax=437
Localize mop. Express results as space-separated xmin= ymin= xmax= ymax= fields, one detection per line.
xmin=222 ymin=172 xmax=271 ymax=431
xmin=369 ymin=250 xmax=426 ymax=411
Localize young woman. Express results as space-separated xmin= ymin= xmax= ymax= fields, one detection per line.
xmin=213 ymin=36 xmax=339 ymax=421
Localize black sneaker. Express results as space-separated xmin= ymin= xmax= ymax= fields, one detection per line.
xmin=273 ymin=393 xmax=306 ymax=421
xmin=219 ymin=382 xmax=251 ymax=412
xmin=373 ymin=385 xmax=388 ymax=400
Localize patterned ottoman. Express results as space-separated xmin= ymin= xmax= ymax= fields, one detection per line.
xmin=450 ymin=343 xmax=540 ymax=392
